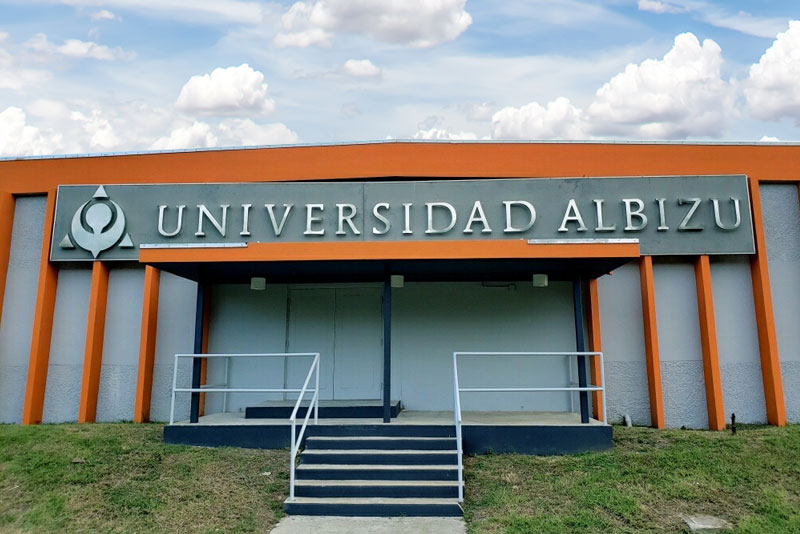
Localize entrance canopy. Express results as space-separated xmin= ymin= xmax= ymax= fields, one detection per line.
xmin=139 ymin=240 xmax=640 ymax=283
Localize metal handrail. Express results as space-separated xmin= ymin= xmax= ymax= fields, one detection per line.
xmin=169 ymin=352 xmax=320 ymax=424
xmin=289 ymin=353 xmax=320 ymax=501
xmin=452 ymin=351 xmax=608 ymax=503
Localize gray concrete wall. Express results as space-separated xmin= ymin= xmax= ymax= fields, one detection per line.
xmin=761 ymin=184 xmax=800 ymax=422
xmin=653 ymin=260 xmax=708 ymax=429
xmin=41 ymin=266 xmax=91 ymax=423
xmin=205 ymin=284 xmax=289 ymax=414
xmin=97 ymin=266 xmax=145 ymax=422
xmin=0 ymin=196 xmax=46 ymax=423
xmin=596 ymin=263 xmax=652 ymax=426
xmin=149 ymin=272 xmax=197 ymax=422
xmin=710 ymin=257 xmax=766 ymax=424
xmin=392 ymin=282 xmax=576 ymax=412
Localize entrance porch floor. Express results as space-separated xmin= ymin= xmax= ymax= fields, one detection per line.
xmin=171 ymin=410 xmax=604 ymax=426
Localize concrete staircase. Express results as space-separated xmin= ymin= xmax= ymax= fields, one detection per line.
xmin=284 ymin=428 xmax=462 ymax=517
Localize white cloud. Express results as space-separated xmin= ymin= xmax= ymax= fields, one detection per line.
xmin=745 ymin=20 xmax=800 ymax=124
xmin=175 ymin=64 xmax=276 ymax=116
xmin=637 ymin=0 xmax=686 ymax=15
xmin=151 ymin=121 xmax=218 ymax=150
xmin=70 ymin=109 xmax=121 ymax=150
xmin=491 ymin=97 xmax=588 ymax=140
xmin=0 ymin=106 xmax=65 ymax=156
xmin=275 ymin=0 xmax=472 ymax=48
xmin=491 ymin=33 xmax=736 ymax=140
xmin=91 ymin=9 xmax=120 ymax=21
xmin=218 ymin=119 xmax=299 ymax=146
xmin=759 ymin=136 xmax=780 ymax=142
xmin=26 ymin=33 xmax=134 ymax=60
xmin=412 ymin=127 xmax=479 ymax=140
xmin=342 ymin=59 xmax=381 ymax=78
xmin=587 ymin=32 xmax=734 ymax=139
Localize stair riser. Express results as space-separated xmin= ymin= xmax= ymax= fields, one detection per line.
xmin=305 ymin=438 xmax=456 ymax=450
xmin=296 ymin=469 xmax=459 ymax=481
xmin=307 ymin=425 xmax=455 ymax=438
xmin=284 ymin=502 xmax=463 ymax=517
xmin=295 ymin=486 xmax=459 ymax=498
xmin=245 ymin=403 xmax=401 ymax=420
xmin=301 ymin=453 xmax=457 ymax=465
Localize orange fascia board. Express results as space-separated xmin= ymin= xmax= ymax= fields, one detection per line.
xmin=748 ymin=180 xmax=787 ymax=426
xmin=21 ymin=191 xmax=59 ymax=425
xmin=134 ymin=266 xmax=160 ymax=423
xmin=639 ymin=256 xmax=665 ymax=429
xmin=139 ymin=240 xmax=640 ymax=264
xmin=2 ymin=143 xmax=800 ymax=194
xmin=586 ymin=278 xmax=604 ymax=421
xmin=694 ymin=255 xmax=726 ymax=431
xmin=78 ymin=261 xmax=110 ymax=423
xmin=0 ymin=192 xmax=15 ymax=328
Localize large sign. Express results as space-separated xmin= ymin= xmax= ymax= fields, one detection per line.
xmin=50 ymin=176 xmax=754 ymax=261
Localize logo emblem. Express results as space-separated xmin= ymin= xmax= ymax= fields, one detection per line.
xmin=59 ymin=185 xmax=134 ymax=258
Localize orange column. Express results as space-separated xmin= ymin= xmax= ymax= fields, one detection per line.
xmin=0 ymin=192 xmax=15 ymax=327
xmin=639 ymin=256 xmax=666 ymax=429
xmin=748 ymin=180 xmax=787 ymax=426
xmin=586 ymin=278 xmax=604 ymax=421
xmin=133 ymin=266 xmax=160 ymax=423
xmin=694 ymin=255 xmax=726 ymax=430
xmin=198 ymin=285 xmax=211 ymax=416
xmin=21 ymin=191 xmax=59 ymax=425
xmin=77 ymin=262 xmax=110 ymax=423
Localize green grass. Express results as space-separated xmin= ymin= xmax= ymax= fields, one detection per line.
xmin=465 ymin=425 xmax=800 ymax=533
xmin=1 ymin=424 xmax=798 ymax=533
xmin=0 ymin=423 xmax=288 ymax=534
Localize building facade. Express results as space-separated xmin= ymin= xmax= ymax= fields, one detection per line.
xmin=0 ymin=141 xmax=798 ymax=431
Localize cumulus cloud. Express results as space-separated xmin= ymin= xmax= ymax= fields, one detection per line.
xmin=491 ymin=33 xmax=735 ymax=140
xmin=759 ymin=136 xmax=781 ymax=142
xmin=218 ymin=119 xmax=299 ymax=146
xmin=412 ymin=128 xmax=480 ymax=140
xmin=0 ymin=107 xmax=65 ymax=156
xmin=151 ymin=121 xmax=218 ymax=150
xmin=492 ymin=97 xmax=588 ymax=140
xmin=26 ymin=33 xmax=134 ymax=60
xmin=637 ymin=0 xmax=686 ymax=15
xmin=745 ymin=21 xmax=800 ymax=125
xmin=91 ymin=9 xmax=120 ymax=21
xmin=275 ymin=0 xmax=472 ymax=48
xmin=175 ymin=64 xmax=276 ymax=116
xmin=70 ymin=109 xmax=121 ymax=150
xmin=587 ymin=32 xmax=734 ymax=138
xmin=342 ymin=58 xmax=381 ymax=78
xmin=461 ymin=102 xmax=495 ymax=121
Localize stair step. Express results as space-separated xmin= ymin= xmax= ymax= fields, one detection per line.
xmin=300 ymin=449 xmax=458 ymax=465
xmin=305 ymin=436 xmax=456 ymax=450
xmin=307 ymin=425 xmax=455 ymax=438
xmin=246 ymin=400 xmax=401 ymax=420
xmin=294 ymin=479 xmax=459 ymax=498
xmin=295 ymin=464 xmax=459 ymax=481
xmin=283 ymin=497 xmax=463 ymax=517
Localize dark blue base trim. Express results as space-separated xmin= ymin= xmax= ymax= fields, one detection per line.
xmin=163 ymin=424 xmax=612 ymax=454
xmin=283 ymin=502 xmax=463 ymax=517
xmin=463 ymin=425 xmax=612 ymax=455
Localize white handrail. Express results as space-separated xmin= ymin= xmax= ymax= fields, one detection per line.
xmin=452 ymin=351 xmax=608 ymax=504
xmin=289 ymin=353 xmax=320 ymax=501
xmin=168 ymin=352 xmax=319 ymax=424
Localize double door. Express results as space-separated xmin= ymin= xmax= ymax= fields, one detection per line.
xmin=285 ymin=286 xmax=383 ymax=400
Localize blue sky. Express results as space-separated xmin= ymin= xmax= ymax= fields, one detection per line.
xmin=0 ymin=0 xmax=798 ymax=156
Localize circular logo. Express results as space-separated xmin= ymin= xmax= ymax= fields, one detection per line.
xmin=60 ymin=186 xmax=133 ymax=258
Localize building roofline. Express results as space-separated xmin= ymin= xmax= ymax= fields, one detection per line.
xmin=2 ymin=138 xmax=799 ymax=162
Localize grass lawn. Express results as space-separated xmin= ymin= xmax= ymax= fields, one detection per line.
xmin=0 ymin=424 xmax=289 ymax=533
xmin=465 ymin=425 xmax=800 ymax=533
xmin=1 ymin=423 xmax=798 ymax=533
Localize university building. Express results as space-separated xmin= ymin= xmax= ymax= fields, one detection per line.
xmin=0 ymin=141 xmax=798 ymax=515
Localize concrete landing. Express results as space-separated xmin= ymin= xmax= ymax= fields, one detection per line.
xmin=269 ymin=516 xmax=466 ymax=534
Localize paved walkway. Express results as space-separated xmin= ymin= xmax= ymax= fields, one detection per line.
xmin=270 ymin=516 xmax=467 ymax=534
